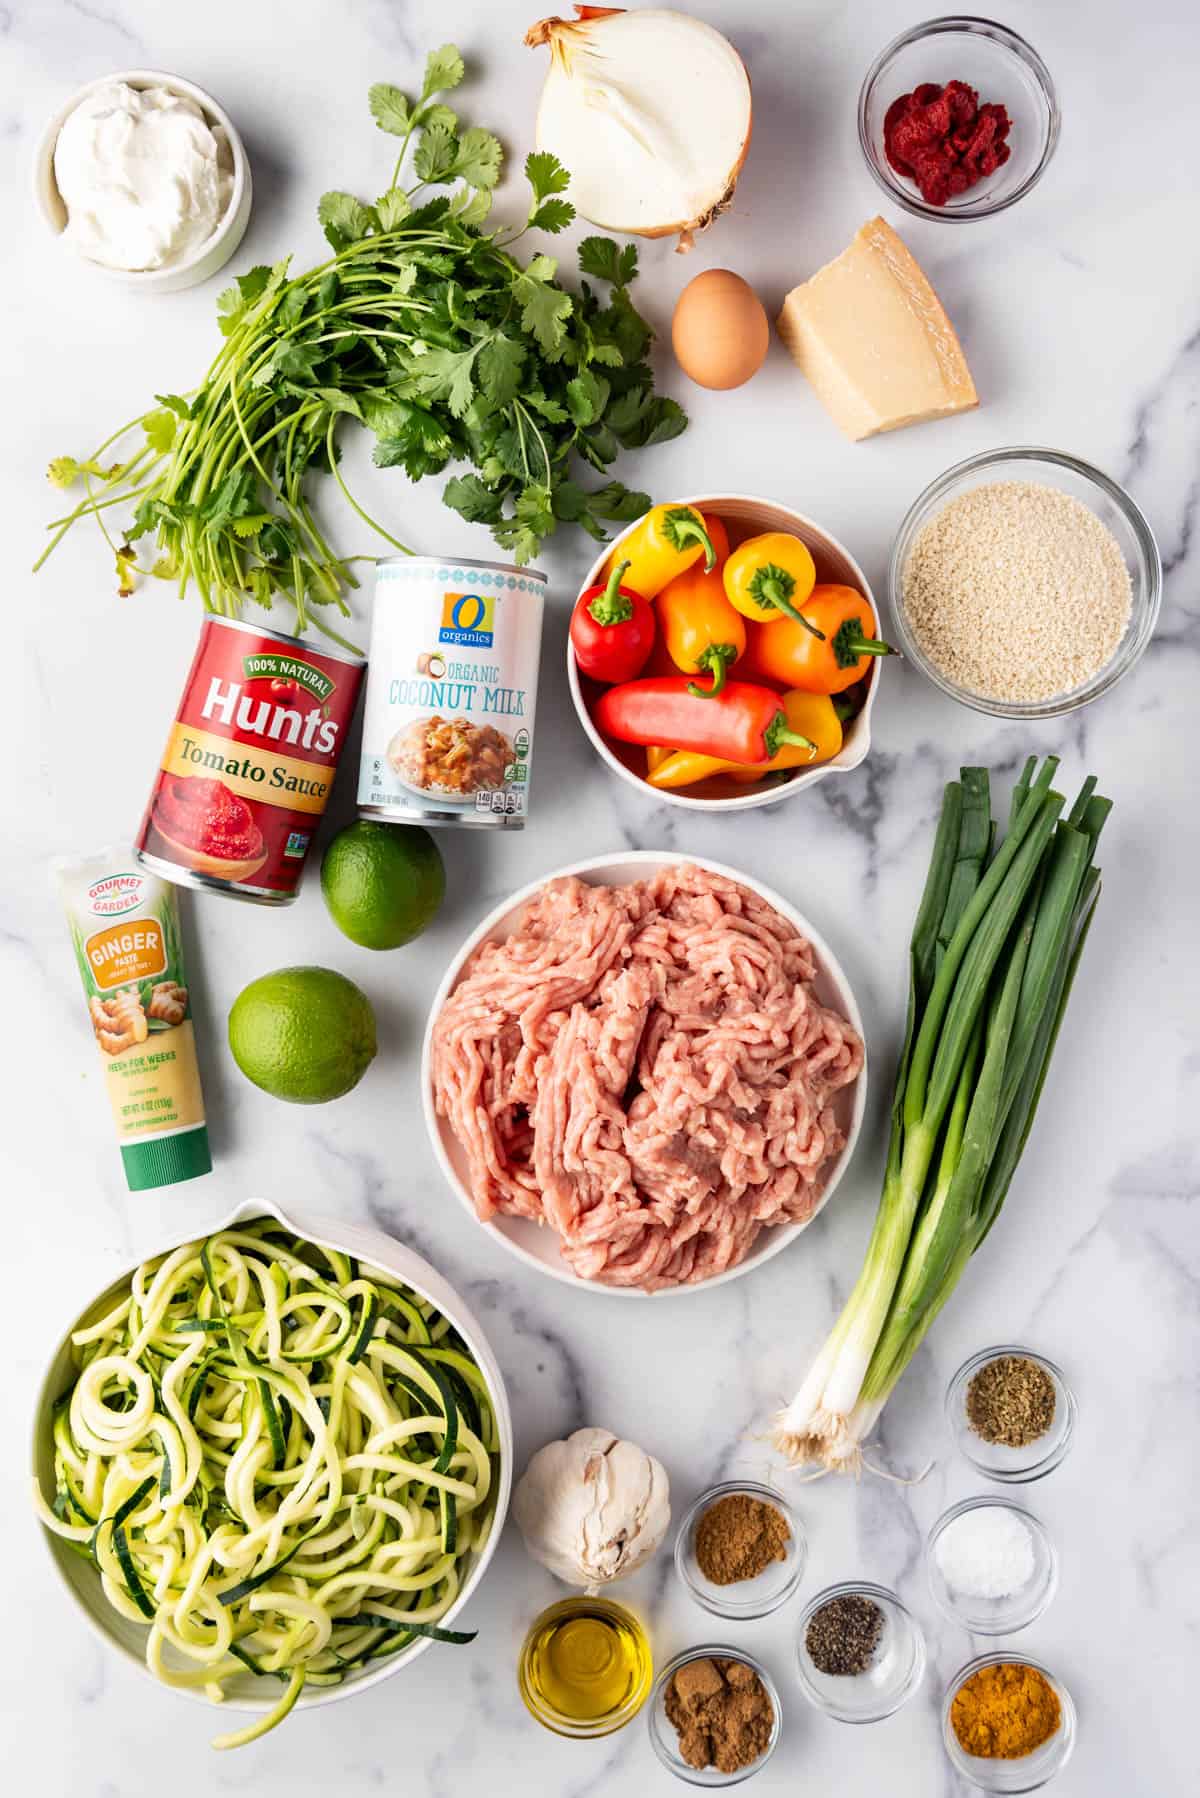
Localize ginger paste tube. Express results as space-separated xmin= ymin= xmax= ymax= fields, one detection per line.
xmin=54 ymin=849 xmax=211 ymax=1190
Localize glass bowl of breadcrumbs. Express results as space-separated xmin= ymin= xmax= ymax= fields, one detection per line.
xmin=890 ymin=447 xmax=1161 ymax=718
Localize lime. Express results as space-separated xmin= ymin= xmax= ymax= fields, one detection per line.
xmin=321 ymin=820 xmax=446 ymax=951
xmin=228 ymin=967 xmax=376 ymax=1104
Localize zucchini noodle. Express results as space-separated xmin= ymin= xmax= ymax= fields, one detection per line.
xmin=34 ymin=1219 xmax=500 ymax=1749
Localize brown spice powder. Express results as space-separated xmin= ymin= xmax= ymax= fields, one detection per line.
xmin=694 ymin=1492 xmax=790 ymax=1585
xmin=664 ymin=1657 xmax=774 ymax=1773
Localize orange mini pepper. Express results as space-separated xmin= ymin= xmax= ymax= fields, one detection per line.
xmin=742 ymin=585 xmax=896 ymax=694
xmin=657 ymin=560 xmax=746 ymax=697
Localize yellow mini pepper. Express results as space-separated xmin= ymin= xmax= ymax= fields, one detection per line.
xmin=657 ymin=561 xmax=747 ymax=696
xmin=606 ymin=503 xmax=716 ymax=599
xmin=723 ymin=531 xmax=819 ymax=631
xmin=647 ymin=691 xmax=842 ymax=789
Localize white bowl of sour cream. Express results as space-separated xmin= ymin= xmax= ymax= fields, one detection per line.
xmin=34 ymin=69 xmax=252 ymax=291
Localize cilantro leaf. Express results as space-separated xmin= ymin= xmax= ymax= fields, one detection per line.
xmin=413 ymin=345 xmax=480 ymax=418
xmin=413 ymin=123 xmax=459 ymax=184
xmin=422 ymin=44 xmax=465 ymax=100
xmin=443 ymin=473 xmax=504 ymax=524
xmin=317 ymin=192 xmax=376 ymax=249
xmin=529 ymin=198 xmax=575 ymax=234
xmin=375 ymin=189 xmax=412 ymax=232
xmin=578 ymin=237 xmax=639 ymax=288
xmin=454 ymin=187 xmax=493 ymax=227
xmin=566 ymin=369 xmax=610 ymax=428
xmin=369 ymin=83 xmax=412 ymax=136
xmin=141 ymin=408 xmax=179 ymax=454
xmin=512 ymin=257 xmax=573 ymax=358
xmin=452 ymin=126 xmax=502 ymax=189
xmin=154 ymin=393 xmax=193 ymax=421
xmin=606 ymin=388 xmax=689 ymax=449
xmin=586 ymin=481 xmax=652 ymax=521
xmin=478 ymin=335 xmax=526 ymax=408
xmin=525 ymin=151 xmax=571 ymax=205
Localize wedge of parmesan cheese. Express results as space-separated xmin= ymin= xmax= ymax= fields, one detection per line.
xmin=776 ymin=217 xmax=978 ymax=441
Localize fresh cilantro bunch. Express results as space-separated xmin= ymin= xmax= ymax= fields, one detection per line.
xmin=37 ymin=45 xmax=686 ymax=637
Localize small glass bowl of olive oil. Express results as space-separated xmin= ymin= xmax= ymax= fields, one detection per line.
xmin=518 ymin=1596 xmax=653 ymax=1738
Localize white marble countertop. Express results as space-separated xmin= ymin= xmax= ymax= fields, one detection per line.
xmin=3 ymin=0 xmax=1197 ymax=1792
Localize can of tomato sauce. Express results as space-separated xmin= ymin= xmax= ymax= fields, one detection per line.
xmin=358 ymin=556 xmax=545 ymax=829
xmin=135 ymin=617 xmax=364 ymax=904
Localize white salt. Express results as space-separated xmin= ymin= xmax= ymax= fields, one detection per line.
xmin=934 ymin=1507 xmax=1036 ymax=1599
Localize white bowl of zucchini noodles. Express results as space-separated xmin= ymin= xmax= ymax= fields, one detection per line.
xmin=30 ymin=1199 xmax=512 ymax=1747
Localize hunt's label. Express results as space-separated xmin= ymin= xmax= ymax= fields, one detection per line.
xmin=136 ymin=617 xmax=363 ymax=899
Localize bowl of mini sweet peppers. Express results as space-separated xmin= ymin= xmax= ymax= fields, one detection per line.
xmin=567 ymin=494 xmax=887 ymax=810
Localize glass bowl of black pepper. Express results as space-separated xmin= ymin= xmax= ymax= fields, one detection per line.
xmin=947 ymin=1345 xmax=1077 ymax=1483
xmin=795 ymin=1581 xmax=926 ymax=1723
xmin=674 ymin=1481 xmax=807 ymax=1620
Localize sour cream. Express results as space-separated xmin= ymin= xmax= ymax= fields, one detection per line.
xmin=53 ymin=82 xmax=233 ymax=272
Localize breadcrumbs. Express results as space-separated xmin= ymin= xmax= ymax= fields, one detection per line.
xmin=902 ymin=481 xmax=1132 ymax=703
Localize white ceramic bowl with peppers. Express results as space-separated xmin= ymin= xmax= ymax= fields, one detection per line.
xmin=566 ymin=493 xmax=882 ymax=812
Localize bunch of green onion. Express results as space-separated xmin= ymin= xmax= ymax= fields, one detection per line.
xmin=773 ymin=757 xmax=1108 ymax=1474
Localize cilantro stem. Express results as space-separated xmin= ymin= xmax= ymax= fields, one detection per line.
xmin=324 ymin=417 xmax=414 ymax=555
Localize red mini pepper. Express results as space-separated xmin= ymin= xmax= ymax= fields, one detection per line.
xmin=570 ymin=559 xmax=656 ymax=684
xmin=595 ymin=676 xmax=817 ymax=765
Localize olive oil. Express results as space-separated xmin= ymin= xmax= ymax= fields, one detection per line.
xmin=518 ymin=1597 xmax=652 ymax=1737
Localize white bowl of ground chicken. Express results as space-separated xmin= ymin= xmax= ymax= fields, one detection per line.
xmin=890 ymin=447 xmax=1161 ymax=718
xmin=422 ymin=852 xmax=867 ymax=1297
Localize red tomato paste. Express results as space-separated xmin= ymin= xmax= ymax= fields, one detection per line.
xmin=154 ymin=775 xmax=265 ymax=864
xmin=884 ymin=80 xmax=1012 ymax=207
xmin=136 ymin=617 xmax=364 ymax=904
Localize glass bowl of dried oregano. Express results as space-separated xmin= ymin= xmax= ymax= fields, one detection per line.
xmin=946 ymin=1344 xmax=1077 ymax=1484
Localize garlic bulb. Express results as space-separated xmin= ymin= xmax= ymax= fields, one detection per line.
xmin=525 ymin=8 xmax=753 ymax=251
xmin=513 ymin=1427 xmax=671 ymax=1587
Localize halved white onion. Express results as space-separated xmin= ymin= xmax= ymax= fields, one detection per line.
xmin=525 ymin=7 xmax=753 ymax=251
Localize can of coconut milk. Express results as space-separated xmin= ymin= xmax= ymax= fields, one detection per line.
xmin=358 ymin=556 xmax=546 ymax=829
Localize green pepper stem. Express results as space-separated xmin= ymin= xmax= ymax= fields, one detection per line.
xmin=686 ymin=643 xmax=738 ymax=699
xmin=587 ymin=559 xmax=634 ymax=627
xmin=764 ymin=713 xmax=818 ymax=759
xmin=664 ymin=508 xmax=717 ymax=572
xmin=754 ymin=569 xmax=825 ymax=638
xmin=832 ymin=615 xmax=897 ymax=667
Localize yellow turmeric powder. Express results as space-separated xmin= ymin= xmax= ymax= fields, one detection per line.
xmin=951 ymin=1661 xmax=1061 ymax=1759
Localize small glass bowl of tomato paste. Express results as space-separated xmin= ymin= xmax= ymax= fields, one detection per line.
xmin=858 ymin=18 xmax=1060 ymax=222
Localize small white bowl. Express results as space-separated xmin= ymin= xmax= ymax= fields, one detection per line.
xmin=567 ymin=494 xmax=880 ymax=812
xmin=29 ymin=1197 xmax=513 ymax=1721
xmin=34 ymin=68 xmax=252 ymax=291
xmin=421 ymin=850 xmax=867 ymax=1297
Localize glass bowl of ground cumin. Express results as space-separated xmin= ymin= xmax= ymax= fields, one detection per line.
xmin=649 ymin=1647 xmax=782 ymax=1785
xmin=890 ymin=448 xmax=1161 ymax=719
xmin=942 ymin=1653 xmax=1076 ymax=1790
xmin=947 ymin=1345 xmax=1077 ymax=1483
xmin=795 ymin=1581 xmax=927 ymax=1723
xmin=674 ymin=1482 xmax=806 ymax=1620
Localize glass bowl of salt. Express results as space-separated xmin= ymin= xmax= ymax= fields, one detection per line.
xmin=926 ymin=1497 xmax=1058 ymax=1635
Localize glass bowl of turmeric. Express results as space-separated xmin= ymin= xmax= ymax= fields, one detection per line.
xmin=674 ymin=1481 xmax=806 ymax=1620
xmin=942 ymin=1653 xmax=1076 ymax=1790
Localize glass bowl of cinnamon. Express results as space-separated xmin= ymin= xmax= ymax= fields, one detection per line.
xmin=674 ymin=1481 xmax=806 ymax=1620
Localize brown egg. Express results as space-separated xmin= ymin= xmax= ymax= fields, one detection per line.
xmin=671 ymin=268 xmax=769 ymax=390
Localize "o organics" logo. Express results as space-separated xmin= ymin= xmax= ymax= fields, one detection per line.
xmin=438 ymin=591 xmax=495 ymax=648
